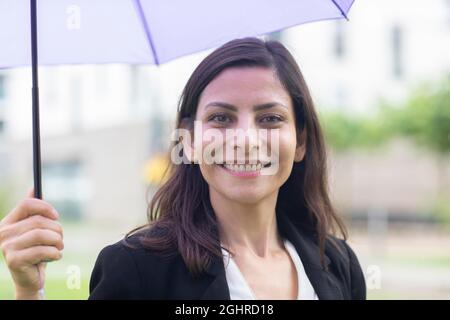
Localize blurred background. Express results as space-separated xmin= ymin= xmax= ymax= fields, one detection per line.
xmin=0 ymin=0 xmax=449 ymax=299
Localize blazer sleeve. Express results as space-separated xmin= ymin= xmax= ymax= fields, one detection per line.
xmin=342 ymin=240 xmax=367 ymax=300
xmin=89 ymin=242 xmax=143 ymax=299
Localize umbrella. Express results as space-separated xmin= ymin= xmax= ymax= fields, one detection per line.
xmin=0 ymin=0 xmax=355 ymax=199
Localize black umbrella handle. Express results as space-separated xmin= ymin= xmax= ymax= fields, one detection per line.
xmin=31 ymin=0 xmax=42 ymax=199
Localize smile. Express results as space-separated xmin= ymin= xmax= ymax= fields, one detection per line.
xmin=216 ymin=162 xmax=271 ymax=178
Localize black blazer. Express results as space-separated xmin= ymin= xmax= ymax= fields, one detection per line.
xmin=89 ymin=212 xmax=366 ymax=300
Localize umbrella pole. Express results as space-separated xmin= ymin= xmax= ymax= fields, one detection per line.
xmin=30 ymin=0 xmax=42 ymax=199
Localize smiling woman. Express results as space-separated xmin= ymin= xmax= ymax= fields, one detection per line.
xmin=0 ymin=36 xmax=366 ymax=300
xmin=90 ymin=37 xmax=365 ymax=300
xmin=87 ymin=37 xmax=366 ymax=300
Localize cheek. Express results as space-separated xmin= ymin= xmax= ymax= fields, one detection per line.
xmin=198 ymin=162 xmax=224 ymax=191
xmin=270 ymin=129 xmax=297 ymax=164
xmin=198 ymin=162 xmax=212 ymax=180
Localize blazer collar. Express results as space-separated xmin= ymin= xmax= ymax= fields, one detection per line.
xmin=200 ymin=210 xmax=343 ymax=300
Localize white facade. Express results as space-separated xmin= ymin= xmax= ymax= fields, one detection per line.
xmin=284 ymin=0 xmax=450 ymax=114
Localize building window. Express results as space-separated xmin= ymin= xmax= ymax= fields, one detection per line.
xmin=391 ymin=25 xmax=404 ymax=79
xmin=333 ymin=21 xmax=346 ymax=59
xmin=43 ymin=160 xmax=88 ymax=222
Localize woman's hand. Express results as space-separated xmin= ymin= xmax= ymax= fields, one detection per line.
xmin=0 ymin=188 xmax=64 ymax=299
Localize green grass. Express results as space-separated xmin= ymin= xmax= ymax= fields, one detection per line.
xmin=0 ymin=240 xmax=95 ymax=300
xmin=385 ymin=254 xmax=450 ymax=269
xmin=0 ymin=277 xmax=89 ymax=300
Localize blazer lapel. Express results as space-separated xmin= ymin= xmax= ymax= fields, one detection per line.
xmin=276 ymin=211 xmax=345 ymax=300
xmin=199 ymin=253 xmax=231 ymax=300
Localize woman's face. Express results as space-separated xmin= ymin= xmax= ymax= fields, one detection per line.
xmin=187 ymin=66 xmax=305 ymax=205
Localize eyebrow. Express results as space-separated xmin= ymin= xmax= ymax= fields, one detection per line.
xmin=205 ymin=101 xmax=287 ymax=112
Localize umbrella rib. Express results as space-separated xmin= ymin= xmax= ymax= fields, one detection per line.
xmin=133 ymin=0 xmax=160 ymax=65
xmin=330 ymin=0 xmax=350 ymax=21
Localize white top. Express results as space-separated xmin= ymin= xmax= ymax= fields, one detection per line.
xmin=221 ymin=239 xmax=319 ymax=300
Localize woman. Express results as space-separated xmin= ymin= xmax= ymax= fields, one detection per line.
xmin=0 ymin=37 xmax=366 ymax=300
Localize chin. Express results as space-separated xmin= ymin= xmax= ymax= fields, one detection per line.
xmin=216 ymin=186 xmax=271 ymax=204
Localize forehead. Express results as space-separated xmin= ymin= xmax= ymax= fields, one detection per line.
xmin=197 ymin=66 xmax=291 ymax=112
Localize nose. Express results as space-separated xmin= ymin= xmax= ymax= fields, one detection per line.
xmin=232 ymin=115 xmax=259 ymax=160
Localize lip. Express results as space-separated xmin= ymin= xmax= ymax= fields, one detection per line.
xmin=217 ymin=163 xmax=262 ymax=178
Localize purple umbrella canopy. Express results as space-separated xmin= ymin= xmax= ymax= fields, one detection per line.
xmin=0 ymin=0 xmax=355 ymax=199
xmin=0 ymin=0 xmax=354 ymax=67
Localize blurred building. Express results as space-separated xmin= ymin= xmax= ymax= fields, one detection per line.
xmin=0 ymin=64 xmax=179 ymax=226
xmin=283 ymin=0 xmax=450 ymax=114
xmin=279 ymin=0 xmax=450 ymax=224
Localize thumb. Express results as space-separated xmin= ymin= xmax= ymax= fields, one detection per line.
xmin=37 ymin=262 xmax=47 ymax=290
xmin=27 ymin=187 xmax=35 ymax=199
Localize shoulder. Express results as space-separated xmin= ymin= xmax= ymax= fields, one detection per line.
xmin=88 ymin=229 xmax=182 ymax=299
xmin=93 ymin=228 xmax=176 ymax=265
xmin=324 ymin=235 xmax=367 ymax=300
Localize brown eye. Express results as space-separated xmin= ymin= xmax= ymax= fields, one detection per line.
xmin=260 ymin=115 xmax=283 ymax=123
xmin=209 ymin=114 xmax=232 ymax=124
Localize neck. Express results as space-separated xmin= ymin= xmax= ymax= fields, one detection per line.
xmin=210 ymin=188 xmax=284 ymax=258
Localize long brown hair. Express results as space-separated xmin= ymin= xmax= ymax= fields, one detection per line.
xmin=125 ymin=37 xmax=347 ymax=277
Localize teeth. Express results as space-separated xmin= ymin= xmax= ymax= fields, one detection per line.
xmin=223 ymin=163 xmax=263 ymax=172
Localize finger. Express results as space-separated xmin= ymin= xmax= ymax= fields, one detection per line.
xmin=37 ymin=262 xmax=47 ymax=288
xmin=2 ymin=198 xmax=59 ymax=225
xmin=2 ymin=228 xmax=63 ymax=253
xmin=7 ymin=246 xmax=62 ymax=269
xmin=6 ymin=229 xmax=63 ymax=252
xmin=0 ymin=215 xmax=63 ymax=244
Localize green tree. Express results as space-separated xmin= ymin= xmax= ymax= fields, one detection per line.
xmin=390 ymin=76 xmax=450 ymax=225
xmin=320 ymin=110 xmax=389 ymax=151
xmin=389 ymin=76 xmax=450 ymax=154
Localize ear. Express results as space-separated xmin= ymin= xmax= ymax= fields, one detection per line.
xmin=179 ymin=118 xmax=197 ymax=163
xmin=182 ymin=136 xmax=197 ymax=163
xmin=294 ymin=128 xmax=306 ymax=162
